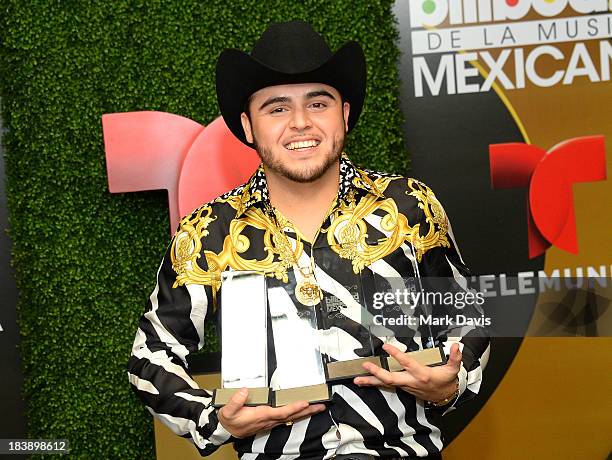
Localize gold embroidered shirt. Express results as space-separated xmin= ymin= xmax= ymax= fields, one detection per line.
xmin=128 ymin=155 xmax=489 ymax=458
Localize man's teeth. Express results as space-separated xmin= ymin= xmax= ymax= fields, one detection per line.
xmin=285 ymin=140 xmax=320 ymax=150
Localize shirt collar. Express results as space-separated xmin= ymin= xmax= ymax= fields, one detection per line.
xmin=235 ymin=154 xmax=384 ymax=218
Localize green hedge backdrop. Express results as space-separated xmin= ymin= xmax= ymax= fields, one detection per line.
xmin=0 ymin=1 xmax=406 ymax=457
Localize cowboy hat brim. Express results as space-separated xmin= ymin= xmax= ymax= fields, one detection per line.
xmin=216 ymin=41 xmax=366 ymax=146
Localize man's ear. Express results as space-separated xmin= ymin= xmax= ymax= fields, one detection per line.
xmin=342 ymin=102 xmax=350 ymax=132
xmin=240 ymin=112 xmax=254 ymax=144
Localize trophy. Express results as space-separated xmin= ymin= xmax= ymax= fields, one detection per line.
xmin=318 ymin=267 xmax=384 ymax=380
xmin=365 ymin=272 xmax=448 ymax=370
xmin=212 ymin=258 xmax=448 ymax=408
xmin=313 ymin=245 xmax=447 ymax=382
xmin=212 ymin=269 xmax=330 ymax=407
xmin=214 ymin=271 xmax=271 ymax=406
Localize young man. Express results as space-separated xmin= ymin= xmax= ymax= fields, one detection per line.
xmin=128 ymin=21 xmax=489 ymax=459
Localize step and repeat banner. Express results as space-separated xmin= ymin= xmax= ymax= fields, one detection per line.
xmin=393 ymin=1 xmax=611 ymax=459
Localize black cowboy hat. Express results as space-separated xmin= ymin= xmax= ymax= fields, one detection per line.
xmin=216 ymin=20 xmax=366 ymax=146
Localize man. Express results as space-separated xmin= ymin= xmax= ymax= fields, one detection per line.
xmin=128 ymin=21 xmax=489 ymax=459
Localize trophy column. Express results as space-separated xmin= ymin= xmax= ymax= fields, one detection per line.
xmin=266 ymin=272 xmax=330 ymax=406
xmin=213 ymin=269 xmax=330 ymax=407
xmin=214 ymin=271 xmax=271 ymax=406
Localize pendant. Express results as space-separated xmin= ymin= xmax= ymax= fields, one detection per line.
xmin=295 ymin=277 xmax=323 ymax=306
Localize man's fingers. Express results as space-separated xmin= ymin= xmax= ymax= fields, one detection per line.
xmin=382 ymin=343 xmax=429 ymax=381
xmin=383 ymin=343 xmax=417 ymax=369
xmin=354 ymin=375 xmax=394 ymax=389
xmin=362 ymin=362 xmax=397 ymax=386
xmin=219 ymin=396 xmax=326 ymax=437
xmin=222 ymin=388 xmax=248 ymax=417
xmin=286 ymin=403 xmax=326 ymax=422
xmin=267 ymin=400 xmax=310 ymax=421
xmin=448 ymin=343 xmax=462 ymax=370
xmin=354 ymin=375 xmax=384 ymax=386
xmin=382 ymin=343 xmax=404 ymax=361
xmin=260 ymin=403 xmax=325 ymax=431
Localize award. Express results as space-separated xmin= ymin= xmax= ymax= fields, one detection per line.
xmin=267 ymin=272 xmax=329 ymax=404
xmin=319 ymin=270 xmax=381 ymax=380
xmin=312 ymin=243 xmax=384 ymax=381
xmin=364 ymin=273 xmax=448 ymax=368
xmin=212 ymin=254 xmax=447 ymax=408
xmin=215 ymin=271 xmax=270 ymax=406
xmin=212 ymin=269 xmax=330 ymax=407
xmin=314 ymin=244 xmax=447 ymax=380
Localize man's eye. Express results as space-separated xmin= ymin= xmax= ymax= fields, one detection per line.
xmin=270 ymin=107 xmax=287 ymax=114
xmin=310 ymin=102 xmax=326 ymax=109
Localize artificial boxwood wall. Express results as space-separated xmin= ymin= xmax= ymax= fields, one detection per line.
xmin=0 ymin=1 xmax=407 ymax=457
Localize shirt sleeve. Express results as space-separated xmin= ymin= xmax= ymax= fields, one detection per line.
xmin=413 ymin=184 xmax=491 ymax=413
xmin=126 ymin=235 xmax=233 ymax=456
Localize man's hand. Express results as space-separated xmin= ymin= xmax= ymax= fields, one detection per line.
xmin=218 ymin=388 xmax=327 ymax=438
xmin=354 ymin=343 xmax=462 ymax=403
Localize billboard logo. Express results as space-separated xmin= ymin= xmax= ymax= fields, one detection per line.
xmin=489 ymin=135 xmax=607 ymax=258
xmin=410 ymin=0 xmax=610 ymax=28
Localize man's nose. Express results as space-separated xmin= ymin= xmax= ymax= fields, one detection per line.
xmin=289 ymin=107 xmax=312 ymax=130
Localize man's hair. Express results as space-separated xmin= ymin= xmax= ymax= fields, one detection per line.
xmin=243 ymin=93 xmax=255 ymax=120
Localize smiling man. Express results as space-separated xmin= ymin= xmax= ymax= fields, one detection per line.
xmin=240 ymin=82 xmax=349 ymax=242
xmin=244 ymin=84 xmax=347 ymax=181
xmin=128 ymin=21 xmax=489 ymax=460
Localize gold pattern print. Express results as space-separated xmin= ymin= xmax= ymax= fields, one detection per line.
xmin=327 ymin=175 xmax=450 ymax=270
xmin=171 ymin=200 xmax=304 ymax=293
xmin=328 ymin=190 xmax=413 ymax=272
xmin=406 ymin=179 xmax=450 ymax=261
xmin=170 ymin=166 xmax=450 ymax=297
xmin=171 ymin=205 xmax=219 ymax=289
xmin=352 ymin=171 xmax=388 ymax=199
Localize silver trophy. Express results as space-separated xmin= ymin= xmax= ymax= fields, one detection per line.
xmin=213 ymin=270 xmax=329 ymax=407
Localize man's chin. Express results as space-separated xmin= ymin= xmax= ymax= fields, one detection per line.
xmin=285 ymin=172 xmax=324 ymax=184
xmin=255 ymin=138 xmax=344 ymax=184
xmin=277 ymin=163 xmax=331 ymax=183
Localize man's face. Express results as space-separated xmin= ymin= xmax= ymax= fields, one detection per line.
xmin=240 ymin=83 xmax=350 ymax=183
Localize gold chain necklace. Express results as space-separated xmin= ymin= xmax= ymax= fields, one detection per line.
xmin=268 ymin=207 xmax=323 ymax=307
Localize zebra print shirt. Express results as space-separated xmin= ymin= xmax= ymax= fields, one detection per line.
xmin=127 ymin=155 xmax=489 ymax=458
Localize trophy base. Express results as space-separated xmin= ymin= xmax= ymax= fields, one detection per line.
xmin=385 ymin=346 xmax=447 ymax=372
xmin=326 ymin=356 xmax=384 ymax=381
xmin=325 ymin=347 xmax=447 ymax=381
xmin=212 ymin=347 xmax=447 ymax=407
xmin=274 ymin=383 xmax=331 ymax=406
xmin=212 ymin=383 xmax=331 ymax=408
xmin=212 ymin=387 xmax=271 ymax=407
